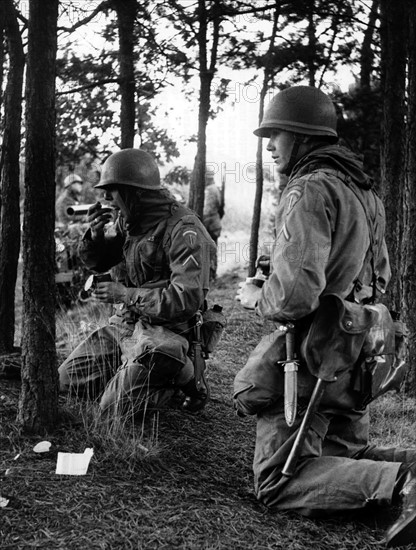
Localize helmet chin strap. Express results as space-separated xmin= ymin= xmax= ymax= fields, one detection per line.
xmin=283 ymin=134 xmax=305 ymax=176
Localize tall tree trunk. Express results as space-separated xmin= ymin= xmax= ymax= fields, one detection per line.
xmin=402 ymin=0 xmax=416 ymax=394
xmin=379 ymin=0 xmax=408 ymax=314
xmin=0 ymin=7 xmax=4 ymax=116
xmin=0 ymin=0 xmax=24 ymax=354
xmin=248 ymin=102 xmax=266 ymax=278
xmin=359 ymin=0 xmax=380 ymax=176
xmin=188 ymin=0 xmax=219 ymax=218
xmin=360 ymin=0 xmax=379 ymax=89
xmin=18 ymin=0 xmax=59 ymax=434
xmin=306 ymin=0 xmax=316 ymax=86
xmin=113 ymin=0 xmax=136 ymax=149
xmin=248 ymin=4 xmax=280 ymax=277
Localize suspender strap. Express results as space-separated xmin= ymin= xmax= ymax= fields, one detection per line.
xmin=316 ymin=168 xmax=381 ymax=303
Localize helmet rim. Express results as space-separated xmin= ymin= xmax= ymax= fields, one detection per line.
xmin=254 ymin=85 xmax=338 ymax=141
xmin=95 ymin=148 xmax=162 ymax=190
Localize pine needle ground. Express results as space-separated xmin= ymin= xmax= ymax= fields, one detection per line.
xmin=1 ymin=270 xmax=415 ymax=549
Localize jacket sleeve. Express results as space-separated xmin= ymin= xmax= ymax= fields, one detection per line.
xmin=258 ymin=173 xmax=377 ymax=322
xmin=124 ymin=216 xmax=214 ymax=325
xmin=258 ymin=179 xmax=332 ymax=322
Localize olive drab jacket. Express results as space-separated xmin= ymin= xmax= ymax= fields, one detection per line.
xmin=79 ymin=201 xmax=216 ymax=326
xmin=257 ymin=145 xmax=390 ymax=322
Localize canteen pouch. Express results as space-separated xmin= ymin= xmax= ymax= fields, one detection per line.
xmin=301 ymin=294 xmax=406 ymax=409
xmin=352 ymin=313 xmax=407 ymax=409
xmin=201 ymin=304 xmax=227 ymax=354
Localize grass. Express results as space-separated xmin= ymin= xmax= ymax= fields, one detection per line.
xmin=1 ymin=269 xmax=416 ymax=549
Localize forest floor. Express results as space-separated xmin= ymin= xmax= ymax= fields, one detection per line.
xmin=1 ymin=267 xmax=416 ymax=549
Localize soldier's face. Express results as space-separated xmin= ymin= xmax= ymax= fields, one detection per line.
xmin=104 ymin=187 xmax=129 ymax=220
xmin=266 ymin=130 xmax=295 ymax=174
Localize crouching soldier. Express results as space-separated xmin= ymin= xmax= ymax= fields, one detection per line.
xmin=234 ymin=86 xmax=416 ymax=547
xmin=59 ymin=148 xmax=216 ymax=418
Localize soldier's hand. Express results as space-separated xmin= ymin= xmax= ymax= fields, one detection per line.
xmin=235 ymin=280 xmax=262 ymax=310
xmin=87 ymin=202 xmax=113 ymax=240
xmin=92 ymin=281 xmax=127 ymax=304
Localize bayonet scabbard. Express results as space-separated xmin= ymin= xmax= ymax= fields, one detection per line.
xmin=279 ymin=323 xmax=298 ymax=427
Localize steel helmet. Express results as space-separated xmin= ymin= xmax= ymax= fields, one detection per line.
xmin=95 ymin=148 xmax=161 ymax=190
xmin=254 ymin=86 xmax=338 ymax=141
xmin=63 ymin=174 xmax=83 ymax=188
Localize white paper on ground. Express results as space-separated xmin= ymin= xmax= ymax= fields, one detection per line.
xmin=55 ymin=448 xmax=94 ymax=476
xmin=33 ymin=441 xmax=52 ymax=453
xmin=0 ymin=496 xmax=10 ymax=508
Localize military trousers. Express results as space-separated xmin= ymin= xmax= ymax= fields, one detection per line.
xmin=254 ymin=403 xmax=416 ymax=515
xmin=58 ymin=323 xmax=194 ymax=417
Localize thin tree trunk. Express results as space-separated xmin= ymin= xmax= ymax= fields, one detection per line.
xmin=113 ymin=0 xmax=136 ymax=149
xmin=18 ymin=0 xmax=59 ymax=434
xmin=359 ymin=0 xmax=379 ymax=176
xmin=0 ymin=0 xmax=24 ymax=354
xmin=306 ymin=0 xmax=316 ymax=87
xmin=189 ymin=0 xmax=220 ymax=218
xmin=360 ymin=0 xmax=379 ymax=89
xmin=248 ymin=4 xmax=280 ymax=277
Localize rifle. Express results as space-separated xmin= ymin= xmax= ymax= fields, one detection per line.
xmin=190 ymin=312 xmax=207 ymax=392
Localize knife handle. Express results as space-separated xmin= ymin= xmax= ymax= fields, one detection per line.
xmin=285 ymin=326 xmax=295 ymax=360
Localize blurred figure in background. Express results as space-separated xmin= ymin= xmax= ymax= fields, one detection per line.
xmin=203 ymin=167 xmax=224 ymax=281
xmin=74 ymin=152 xmax=101 ymax=203
xmin=163 ymin=165 xmax=191 ymax=204
xmin=55 ymin=174 xmax=83 ymax=226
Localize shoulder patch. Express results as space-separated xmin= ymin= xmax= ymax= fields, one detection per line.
xmin=284 ymin=187 xmax=303 ymax=215
xmin=182 ymin=228 xmax=198 ymax=248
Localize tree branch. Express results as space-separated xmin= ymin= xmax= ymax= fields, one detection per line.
xmin=56 ymin=78 xmax=120 ymax=95
xmin=57 ymin=0 xmax=112 ymax=33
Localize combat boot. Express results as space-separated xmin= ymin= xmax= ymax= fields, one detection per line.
xmin=385 ymin=463 xmax=416 ymax=547
xmin=180 ymin=374 xmax=210 ymax=413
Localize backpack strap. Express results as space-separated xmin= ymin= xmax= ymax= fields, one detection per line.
xmin=316 ymin=168 xmax=381 ymax=304
xmin=151 ymin=203 xmax=195 ymax=281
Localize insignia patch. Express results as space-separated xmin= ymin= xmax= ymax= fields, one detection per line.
xmin=285 ymin=188 xmax=302 ymax=215
xmin=276 ymin=223 xmax=290 ymax=241
xmin=183 ymin=254 xmax=199 ymax=267
xmin=183 ymin=229 xmax=197 ymax=248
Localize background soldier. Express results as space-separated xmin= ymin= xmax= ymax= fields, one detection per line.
xmin=55 ymin=174 xmax=83 ymax=226
xmin=203 ymin=167 xmax=224 ymax=280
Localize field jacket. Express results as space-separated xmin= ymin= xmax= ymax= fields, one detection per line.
xmin=257 ymin=145 xmax=390 ymax=323
xmin=79 ymin=202 xmax=215 ymax=327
